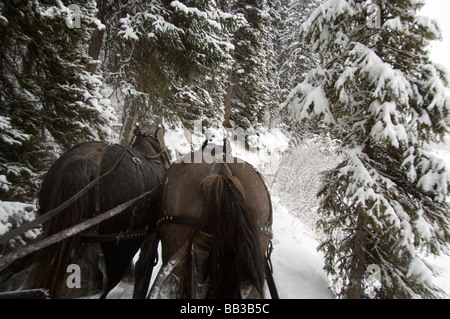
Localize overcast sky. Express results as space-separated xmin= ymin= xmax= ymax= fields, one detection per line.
xmin=420 ymin=0 xmax=450 ymax=71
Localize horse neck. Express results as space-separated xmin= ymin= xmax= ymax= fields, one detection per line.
xmin=133 ymin=137 xmax=160 ymax=157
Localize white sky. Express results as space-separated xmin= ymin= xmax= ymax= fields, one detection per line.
xmin=420 ymin=0 xmax=450 ymax=71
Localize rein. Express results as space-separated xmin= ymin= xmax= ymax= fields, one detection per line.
xmin=0 ymin=145 xmax=131 ymax=245
xmin=0 ymin=182 xmax=163 ymax=270
xmin=0 ymin=125 xmax=168 ymax=246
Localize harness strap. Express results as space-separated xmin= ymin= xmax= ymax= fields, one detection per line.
xmin=265 ymin=258 xmax=280 ymax=299
xmin=80 ymin=145 xmax=108 ymax=217
xmin=80 ymin=228 xmax=149 ymax=243
xmin=0 ymin=145 xmax=130 ymax=245
xmin=0 ymin=182 xmax=163 ymax=270
xmin=156 ymin=215 xmax=273 ymax=239
xmin=0 ymin=289 xmax=49 ymax=299
xmin=133 ymin=232 xmax=160 ymax=299
xmin=157 ymin=215 xmax=200 ymax=228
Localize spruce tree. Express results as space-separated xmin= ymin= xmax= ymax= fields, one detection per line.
xmin=275 ymin=0 xmax=322 ymax=103
xmin=102 ymin=0 xmax=243 ymax=142
xmin=0 ymin=0 xmax=117 ymax=202
xmin=225 ymin=0 xmax=273 ymax=130
xmin=282 ymin=0 xmax=450 ymax=298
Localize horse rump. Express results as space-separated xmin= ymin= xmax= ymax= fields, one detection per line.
xmin=189 ymin=171 xmax=265 ymax=299
xmin=32 ymin=156 xmax=99 ymax=296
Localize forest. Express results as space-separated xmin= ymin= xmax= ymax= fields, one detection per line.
xmin=1 ymin=0 xmax=450 ymax=299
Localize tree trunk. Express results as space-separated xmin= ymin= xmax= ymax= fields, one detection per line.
xmin=347 ymin=207 xmax=368 ymax=299
xmin=86 ymin=29 xmax=104 ymax=74
xmin=120 ymin=104 xmax=139 ymax=145
xmin=223 ymin=67 xmax=233 ymax=128
xmin=86 ymin=0 xmax=108 ymax=74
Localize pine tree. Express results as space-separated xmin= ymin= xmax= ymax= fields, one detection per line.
xmin=275 ymin=0 xmax=322 ymax=103
xmin=224 ymin=0 xmax=273 ymax=131
xmin=269 ymin=0 xmax=322 ymax=132
xmin=0 ymin=0 xmax=117 ymax=202
xmin=101 ymin=0 xmax=243 ymax=142
xmin=282 ymin=0 xmax=450 ymax=298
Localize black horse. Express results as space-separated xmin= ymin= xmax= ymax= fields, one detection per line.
xmin=26 ymin=125 xmax=169 ymax=298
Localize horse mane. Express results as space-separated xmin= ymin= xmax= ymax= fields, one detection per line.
xmin=184 ymin=165 xmax=265 ymax=298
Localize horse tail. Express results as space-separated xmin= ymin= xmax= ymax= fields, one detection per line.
xmin=195 ymin=169 xmax=265 ymax=298
xmin=33 ymin=157 xmax=98 ymax=296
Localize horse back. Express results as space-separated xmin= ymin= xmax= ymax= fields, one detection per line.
xmin=159 ymin=157 xmax=272 ymax=265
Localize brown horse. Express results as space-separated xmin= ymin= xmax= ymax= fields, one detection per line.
xmin=26 ymin=126 xmax=169 ymax=298
xmin=146 ymin=145 xmax=274 ymax=299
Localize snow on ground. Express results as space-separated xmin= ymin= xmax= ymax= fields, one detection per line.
xmin=269 ymin=196 xmax=333 ymax=299
xmin=429 ymin=254 xmax=450 ymax=297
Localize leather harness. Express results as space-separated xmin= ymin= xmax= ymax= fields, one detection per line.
xmin=78 ymin=140 xmax=165 ymax=244
xmin=156 ymin=215 xmax=274 ymax=239
xmin=156 ymin=159 xmax=279 ymax=299
xmin=157 ymin=160 xmax=274 ymax=237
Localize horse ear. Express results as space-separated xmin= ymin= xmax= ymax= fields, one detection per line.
xmin=134 ymin=123 xmax=142 ymax=135
xmin=154 ymin=124 xmax=164 ymax=139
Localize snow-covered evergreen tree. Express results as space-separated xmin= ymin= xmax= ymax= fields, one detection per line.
xmin=225 ymin=0 xmax=273 ymax=130
xmin=282 ymin=0 xmax=450 ymax=298
xmin=101 ymin=0 xmax=243 ymax=142
xmin=275 ymin=0 xmax=322 ymax=103
xmin=0 ymin=0 xmax=117 ymax=202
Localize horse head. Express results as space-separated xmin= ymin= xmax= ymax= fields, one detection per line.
xmin=131 ymin=123 xmax=171 ymax=168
